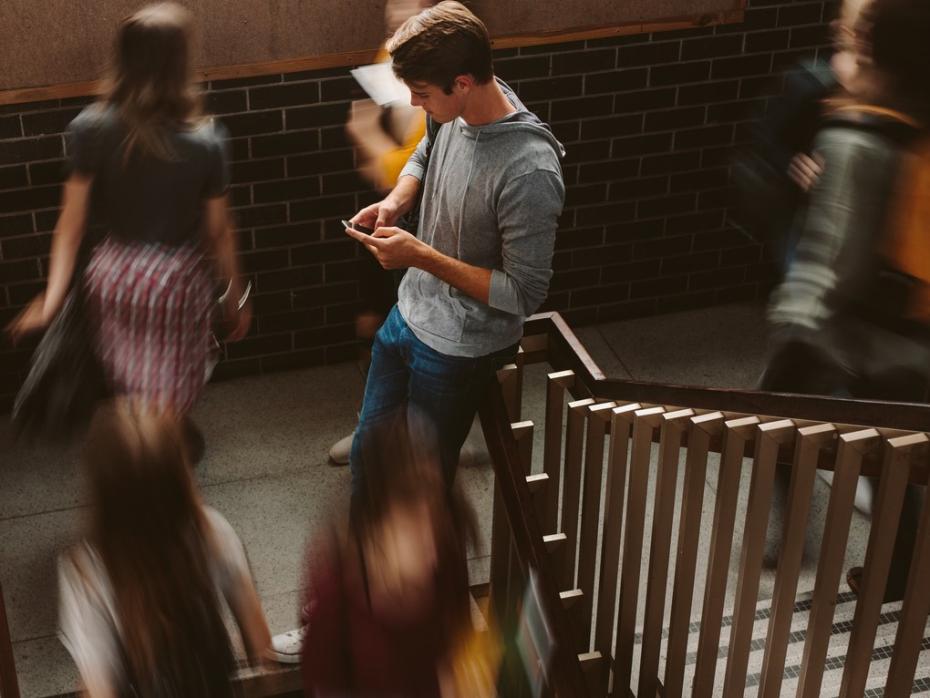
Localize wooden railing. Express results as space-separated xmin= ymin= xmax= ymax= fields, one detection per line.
xmin=482 ymin=312 xmax=930 ymax=697
xmin=480 ymin=378 xmax=591 ymax=698
xmin=3 ymin=309 xmax=928 ymax=697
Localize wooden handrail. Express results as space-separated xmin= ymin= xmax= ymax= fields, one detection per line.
xmin=525 ymin=312 xmax=930 ymax=432
xmin=512 ymin=312 xmax=930 ymax=698
xmin=479 ymin=382 xmax=589 ymax=698
xmin=524 ymin=312 xmax=930 ymax=482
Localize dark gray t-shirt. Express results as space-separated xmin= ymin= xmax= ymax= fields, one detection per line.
xmin=67 ymin=104 xmax=229 ymax=247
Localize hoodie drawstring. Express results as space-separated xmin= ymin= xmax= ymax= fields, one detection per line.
xmin=456 ymin=128 xmax=480 ymax=259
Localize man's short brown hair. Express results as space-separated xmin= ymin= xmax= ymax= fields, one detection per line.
xmin=387 ymin=1 xmax=493 ymax=93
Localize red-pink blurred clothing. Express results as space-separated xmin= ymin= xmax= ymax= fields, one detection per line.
xmin=300 ymin=530 xmax=469 ymax=698
xmin=84 ymin=237 xmax=213 ymax=414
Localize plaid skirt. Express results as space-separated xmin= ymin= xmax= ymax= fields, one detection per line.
xmin=84 ymin=238 xmax=214 ymax=414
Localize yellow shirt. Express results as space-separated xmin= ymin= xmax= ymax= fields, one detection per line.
xmin=374 ymin=47 xmax=426 ymax=187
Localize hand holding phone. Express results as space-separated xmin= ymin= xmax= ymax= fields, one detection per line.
xmin=342 ymin=219 xmax=375 ymax=235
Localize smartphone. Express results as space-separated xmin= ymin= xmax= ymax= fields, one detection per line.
xmin=342 ymin=219 xmax=375 ymax=235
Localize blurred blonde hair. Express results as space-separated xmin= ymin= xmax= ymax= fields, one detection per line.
xmin=106 ymin=2 xmax=203 ymax=162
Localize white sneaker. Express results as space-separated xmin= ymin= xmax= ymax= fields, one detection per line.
xmin=328 ymin=431 xmax=355 ymax=465
xmin=266 ymin=627 xmax=305 ymax=664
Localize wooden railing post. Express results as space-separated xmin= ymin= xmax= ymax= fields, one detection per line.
xmin=884 ymin=465 xmax=930 ymax=695
xmin=759 ymin=423 xmax=836 ymax=698
xmin=498 ymin=363 xmax=522 ymax=424
xmin=577 ymin=401 xmax=615 ymax=653
xmin=722 ymin=419 xmax=796 ymax=696
xmin=613 ymin=406 xmax=665 ymax=696
xmin=592 ymin=402 xmax=640 ymax=695
xmin=562 ymin=398 xmax=596 ymax=591
xmin=664 ymin=412 xmax=724 ymax=698
xmin=512 ymin=420 xmax=535 ymax=476
xmin=839 ymin=434 xmax=929 ymax=697
xmin=692 ymin=415 xmax=759 ymax=698
xmin=544 ymin=371 xmax=576 ymax=536
xmin=796 ymin=428 xmax=880 ymax=698
xmin=637 ymin=408 xmax=694 ymax=698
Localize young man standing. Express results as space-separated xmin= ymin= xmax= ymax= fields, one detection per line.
xmin=345 ymin=1 xmax=565 ymax=488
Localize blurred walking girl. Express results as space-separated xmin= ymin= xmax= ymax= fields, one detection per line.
xmin=59 ymin=400 xmax=271 ymax=696
xmin=7 ymin=3 xmax=249 ymax=429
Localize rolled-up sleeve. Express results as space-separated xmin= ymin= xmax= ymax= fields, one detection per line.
xmin=488 ymin=169 xmax=565 ymax=316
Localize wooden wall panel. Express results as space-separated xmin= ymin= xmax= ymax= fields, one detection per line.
xmin=0 ymin=0 xmax=744 ymax=102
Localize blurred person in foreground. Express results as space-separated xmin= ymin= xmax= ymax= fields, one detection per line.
xmin=344 ymin=1 xmax=565 ymax=490
xmin=301 ymin=409 xmax=497 ymax=697
xmin=6 ymin=3 xmax=251 ymax=458
xmin=58 ymin=400 xmax=271 ymax=697
xmin=763 ymin=0 xmax=930 ymax=600
xmin=328 ymin=0 xmax=435 ymax=466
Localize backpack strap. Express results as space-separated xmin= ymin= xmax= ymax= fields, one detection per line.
xmin=822 ymin=103 xmax=923 ymax=146
xmin=830 ymin=103 xmax=921 ymax=127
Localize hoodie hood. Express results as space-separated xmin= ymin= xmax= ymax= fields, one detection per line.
xmin=455 ymin=78 xmax=566 ymax=158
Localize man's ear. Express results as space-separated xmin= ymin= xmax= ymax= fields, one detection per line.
xmin=453 ymin=74 xmax=475 ymax=92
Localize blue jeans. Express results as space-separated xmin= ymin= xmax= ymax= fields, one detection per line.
xmin=350 ymin=305 xmax=517 ymax=492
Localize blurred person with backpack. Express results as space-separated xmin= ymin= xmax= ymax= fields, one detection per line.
xmin=763 ymin=0 xmax=930 ymax=599
xmin=734 ymin=0 xmax=871 ymax=273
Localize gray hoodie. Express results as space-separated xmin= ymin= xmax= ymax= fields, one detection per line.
xmin=397 ymin=80 xmax=565 ymax=357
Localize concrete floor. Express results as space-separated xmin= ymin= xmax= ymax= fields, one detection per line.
xmin=0 ymin=302 xmax=874 ymax=697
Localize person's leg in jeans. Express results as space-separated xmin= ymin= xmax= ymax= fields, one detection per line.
xmin=404 ymin=325 xmax=516 ymax=486
xmin=352 ymin=306 xmax=516 ymax=490
xmin=350 ymin=306 xmax=410 ymax=494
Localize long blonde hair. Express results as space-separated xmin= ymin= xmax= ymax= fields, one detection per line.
xmin=106 ymin=2 xmax=203 ymax=161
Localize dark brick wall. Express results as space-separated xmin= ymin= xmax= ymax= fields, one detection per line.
xmin=0 ymin=0 xmax=836 ymax=410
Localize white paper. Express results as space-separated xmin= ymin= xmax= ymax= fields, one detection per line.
xmin=350 ymin=62 xmax=411 ymax=107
